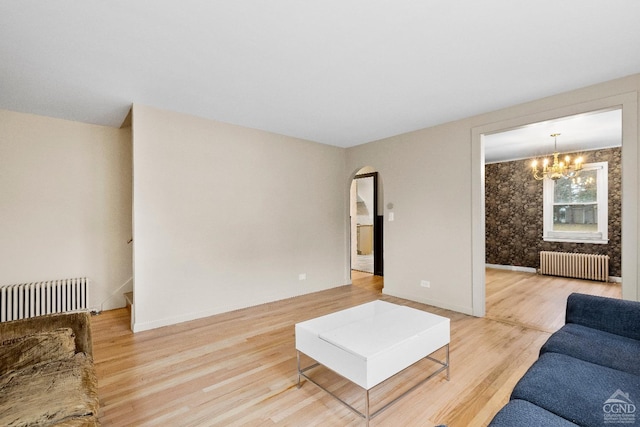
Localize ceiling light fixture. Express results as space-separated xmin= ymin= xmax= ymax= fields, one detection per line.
xmin=531 ymin=133 xmax=583 ymax=180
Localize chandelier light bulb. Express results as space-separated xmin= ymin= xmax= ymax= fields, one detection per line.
xmin=530 ymin=133 xmax=584 ymax=181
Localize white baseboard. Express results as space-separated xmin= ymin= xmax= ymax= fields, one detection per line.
xmin=485 ymin=264 xmax=537 ymax=273
xmin=487 ymin=264 xmax=622 ymax=284
xmin=381 ymin=289 xmax=473 ymax=316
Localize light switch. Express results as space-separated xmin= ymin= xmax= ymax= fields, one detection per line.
xmin=389 ymin=212 xmax=394 ymax=221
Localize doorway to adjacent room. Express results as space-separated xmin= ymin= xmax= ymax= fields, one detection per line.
xmin=350 ymin=167 xmax=384 ymax=290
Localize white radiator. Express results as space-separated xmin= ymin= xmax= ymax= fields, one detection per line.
xmin=0 ymin=278 xmax=88 ymax=322
xmin=539 ymin=251 xmax=609 ymax=282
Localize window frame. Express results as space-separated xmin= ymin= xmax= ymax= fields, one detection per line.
xmin=543 ymin=161 xmax=608 ymax=244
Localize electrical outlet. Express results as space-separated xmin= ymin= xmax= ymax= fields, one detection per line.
xmin=299 ymin=273 xmax=307 ymax=281
xmin=420 ymin=280 xmax=430 ymax=288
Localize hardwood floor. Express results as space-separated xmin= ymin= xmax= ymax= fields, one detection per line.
xmin=486 ymin=268 xmax=621 ymax=333
xmin=351 ymin=270 xmax=383 ymax=293
xmin=91 ymin=270 xmax=621 ymax=426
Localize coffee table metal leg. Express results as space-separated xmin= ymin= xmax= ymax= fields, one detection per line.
xmin=446 ymin=344 xmax=450 ymax=381
xmin=365 ymin=389 xmax=370 ymax=426
xmin=296 ymin=351 xmax=302 ymax=388
xmin=298 ymin=344 xmax=449 ymax=425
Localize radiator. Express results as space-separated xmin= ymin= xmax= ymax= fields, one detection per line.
xmin=539 ymin=251 xmax=609 ymax=282
xmin=0 ymin=278 xmax=88 ymax=322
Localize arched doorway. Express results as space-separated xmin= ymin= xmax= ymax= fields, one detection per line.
xmin=350 ymin=167 xmax=384 ymax=289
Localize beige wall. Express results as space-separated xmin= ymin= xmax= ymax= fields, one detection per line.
xmin=0 ymin=109 xmax=133 ymax=311
xmin=131 ymin=104 xmax=348 ymax=331
xmin=347 ymin=73 xmax=640 ymax=314
xmin=347 ymin=123 xmax=475 ymax=313
xmin=3 ymin=73 xmax=638 ymax=330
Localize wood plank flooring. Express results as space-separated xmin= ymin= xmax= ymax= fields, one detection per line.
xmin=485 ymin=268 xmax=621 ymax=333
xmin=91 ymin=269 xmax=621 ymax=426
xmin=350 ymin=270 xmax=383 ymax=293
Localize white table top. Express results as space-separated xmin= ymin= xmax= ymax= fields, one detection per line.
xmin=298 ymin=300 xmax=449 ymax=360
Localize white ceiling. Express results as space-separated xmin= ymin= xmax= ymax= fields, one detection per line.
xmin=1 ymin=1 xmax=639 ymax=148
xmin=484 ymin=108 xmax=622 ymax=163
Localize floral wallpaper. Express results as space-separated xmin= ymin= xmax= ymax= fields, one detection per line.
xmin=485 ymin=147 xmax=621 ymax=277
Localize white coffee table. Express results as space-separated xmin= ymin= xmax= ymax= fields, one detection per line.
xmin=295 ymin=300 xmax=450 ymax=424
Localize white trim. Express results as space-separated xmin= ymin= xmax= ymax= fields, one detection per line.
xmin=543 ymin=237 xmax=608 ymax=244
xmin=485 ymin=264 xmax=537 ymax=274
xmin=471 ymin=128 xmax=486 ymax=316
xmin=543 ymin=162 xmax=608 ymax=243
xmin=487 ymin=264 xmax=621 ymax=282
xmin=472 ymin=91 xmax=639 ymax=318
xmin=99 ymin=276 xmax=134 ymax=311
xmin=382 ymin=289 xmax=473 ymax=316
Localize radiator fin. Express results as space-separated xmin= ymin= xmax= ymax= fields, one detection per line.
xmin=0 ymin=278 xmax=88 ymax=322
xmin=539 ymin=251 xmax=609 ymax=282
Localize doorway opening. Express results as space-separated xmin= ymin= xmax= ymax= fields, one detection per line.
xmin=350 ymin=167 xmax=383 ymax=293
xmin=471 ymin=93 xmax=637 ymax=319
xmin=483 ymin=108 xmax=623 ymax=327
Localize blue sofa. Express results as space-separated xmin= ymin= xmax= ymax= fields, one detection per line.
xmin=489 ymin=293 xmax=640 ymax=426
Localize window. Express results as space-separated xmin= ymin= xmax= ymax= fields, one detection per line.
xmin=543 ymin=162 xmax=608 ymax=244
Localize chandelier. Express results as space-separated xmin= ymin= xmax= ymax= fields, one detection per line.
xmin=531 ymin=133 xmax=583 ymax=180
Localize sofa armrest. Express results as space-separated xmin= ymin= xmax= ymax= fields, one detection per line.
xmin=0 ymin=311 xmax=93 ymax=355
xmin=566 ymin=293 xmax=640 ymax=341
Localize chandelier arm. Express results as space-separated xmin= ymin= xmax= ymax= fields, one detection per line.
xmin=530 ymin=134 xmax=583 ymax=180
xmin=532 ymin=168 xmax=544 ymax=180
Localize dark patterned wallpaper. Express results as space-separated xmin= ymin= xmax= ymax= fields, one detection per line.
xmin=485 ymin=147 xmax=621 ymax=277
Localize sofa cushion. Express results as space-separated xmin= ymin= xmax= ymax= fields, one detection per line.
xmin=0 ymin=328 xmax=76 ymax=376
xmin=511 ymin=352 xmax=640 ymax=427
xmin=541 ymin=323 xmax=640 ymax=376
xmin=0 ymin=311 xmax=93 ymax=355
xmin=0 ymin=352 xmax=99 ymax=427
xmin=488 ymin=399 xmax=579 ymax=426
xmin=566 ymin=293 xmax=640 ymax=341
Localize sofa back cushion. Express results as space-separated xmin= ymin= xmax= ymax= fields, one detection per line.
xmin=0 ymin=311 xmax=93 ymax=355
xmin=541 ymin=323 xmax=640 ymax=376
xmin=0 ymin=328 xmax=76 ymax=376
xmin=566 ymin=293 xmax=640 ymax=341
